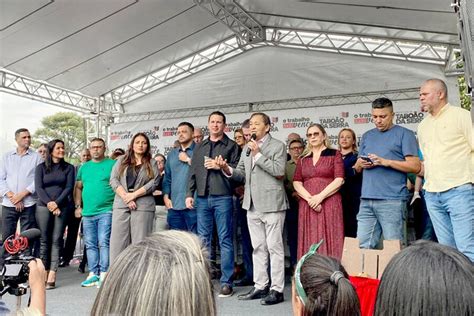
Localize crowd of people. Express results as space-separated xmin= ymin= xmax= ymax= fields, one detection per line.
xmin=0 ymin=78 xmax=472 ymax=314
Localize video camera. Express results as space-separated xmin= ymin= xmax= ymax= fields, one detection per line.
xmin=0 ymin=229 xmax=40 ymax=297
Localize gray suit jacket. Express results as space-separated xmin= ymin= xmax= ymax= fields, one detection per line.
xmin=231 ymin=134 xmax=289 ymax=213
xmin=110 ymin=156 xmax=160 ymax=211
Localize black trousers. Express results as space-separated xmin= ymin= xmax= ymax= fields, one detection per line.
xmin=285 ymin=199 xmax=299 ymax=267
xmin=60 ymin=208 xmax=81 ymax=262
xmin=35 ymin=206 xmax=67 ymax=271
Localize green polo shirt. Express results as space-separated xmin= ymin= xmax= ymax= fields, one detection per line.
xmin=76 ymin=158 xmax=116 ymax=217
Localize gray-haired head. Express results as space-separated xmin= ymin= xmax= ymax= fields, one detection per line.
xmin=91 ymin=230 xmax=216 ymax=316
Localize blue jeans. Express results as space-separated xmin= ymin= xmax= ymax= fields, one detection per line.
xmin=357 ymin=199 xmax=406 ymax=249
xmin=196 ymin=195 xmax=234 ymax=286
xmin=424 ymin=184 xmax=474 ymax=262
xmin=83 ymin=212 xmax=112 ymax=275
xmin=167 ymin=208 xmax=197 ymax=233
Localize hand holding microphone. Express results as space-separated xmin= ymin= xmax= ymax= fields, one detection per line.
xmin=246 ymin=134 xmax=257 ymax=156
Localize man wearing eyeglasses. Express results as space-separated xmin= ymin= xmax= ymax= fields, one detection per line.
xmin=284 ymin=138 xmax=304 ymax=271
xmin=354 ymin=98 xmax=420 ymax=249
xmin=74 ymin=138 xmax=116 ymax=288
xmin=193 ymin=127 xmax=204 ymax=144
xmin=218 ymin=112 xmax=289 ymax=305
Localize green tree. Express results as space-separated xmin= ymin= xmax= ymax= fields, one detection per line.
xmin=455 ymin=51 xmax=472 ymax=111
xmin=458 ymin=75 xmax=472 ymax=111
xmin=33 ymin=112 xmax=86 ymax=164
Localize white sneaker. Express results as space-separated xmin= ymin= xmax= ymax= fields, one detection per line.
xmin=97 ymin=272 xmax=107 ymax=288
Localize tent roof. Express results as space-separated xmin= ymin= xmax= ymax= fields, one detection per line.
xmin=0 ymin=0 xmax=461 ymax=115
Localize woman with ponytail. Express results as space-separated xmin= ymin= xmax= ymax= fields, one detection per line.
xmin=292 ymin=242 xmax=360 ymax=316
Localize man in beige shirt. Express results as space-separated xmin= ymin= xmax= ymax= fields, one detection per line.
xmin=418 ymin=78 xmax=473 ymax=261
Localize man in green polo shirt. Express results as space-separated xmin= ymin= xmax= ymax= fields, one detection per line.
xmin=74 ymin=138 xmax=116 ymax=288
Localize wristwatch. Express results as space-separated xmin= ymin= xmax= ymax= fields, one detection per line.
xmin=75 ymin=204 xmax=81 ymax=209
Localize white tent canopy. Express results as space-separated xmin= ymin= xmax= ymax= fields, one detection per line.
xmin=0 ymin=0 xmax=470 ymax=127
xmin=126 ymin=46 xmax=458 ymax=114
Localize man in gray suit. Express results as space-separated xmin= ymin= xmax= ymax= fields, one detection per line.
xmin=218 ymin=112 xmax=288 ymax=305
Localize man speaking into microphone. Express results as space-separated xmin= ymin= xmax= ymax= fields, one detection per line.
xmin=218 ymin=112 xmax=288 ymax=305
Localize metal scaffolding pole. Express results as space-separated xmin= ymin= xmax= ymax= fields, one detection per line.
xmin=114 ymin=87 xmax=420 ymax=123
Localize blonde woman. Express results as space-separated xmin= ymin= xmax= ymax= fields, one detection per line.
xmin=338 ymin=128 xmax=362 ymax=238
xmin=91 ymin=231 xmax=216 ymax=316
xmin=293 ymin=124 xmax=345 ymax=259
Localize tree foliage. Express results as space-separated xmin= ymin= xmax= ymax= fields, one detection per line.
xmin=458 ymin=75 xmax=472 ymax=111
xmin=33 ymin=112 xmax=86 ymax=162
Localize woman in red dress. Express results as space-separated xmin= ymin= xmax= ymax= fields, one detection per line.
xmin=293 ymin=123 xmax=345 ymax=259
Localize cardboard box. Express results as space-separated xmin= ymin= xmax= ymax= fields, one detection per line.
xmin=341 ymin=237 xmax=401 ymax=279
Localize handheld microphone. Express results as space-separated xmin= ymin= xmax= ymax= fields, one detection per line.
xmin=246 ymin=134 xmax=257 ymax=157
xmin=19 ymin=228 xmax=41 ymax=240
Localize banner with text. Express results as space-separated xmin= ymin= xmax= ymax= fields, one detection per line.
xmin=109 ymin=100 xmax=424 ymax=156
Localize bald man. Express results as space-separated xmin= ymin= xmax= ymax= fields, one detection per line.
xmin=418 ymin=78 xmax=473 ymax=261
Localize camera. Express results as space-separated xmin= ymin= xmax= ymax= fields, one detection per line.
xmin=1 ymin=255 xmax=36 ymax=297
xmin=0 ymin=229 xmax=40 ymax=297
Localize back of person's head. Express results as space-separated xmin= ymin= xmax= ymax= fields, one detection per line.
xmin=91 ymin=231 xmax=216 ymax=316
xmin=293 ymin=244 xmax=360 ymax=316
xmin=375 ymin=241 xmax=474 ymax=316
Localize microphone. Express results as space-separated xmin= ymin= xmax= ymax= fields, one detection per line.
xmin=4 ymin=228 xmax=41 ymax=255
xmin=19 ymin=228 xmax=41 ymax=240
xmin=246 ymin=134 xmax=257 ymax=157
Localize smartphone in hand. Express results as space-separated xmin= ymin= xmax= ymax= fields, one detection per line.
xmin=360 ymin=156 xmax=374 ymax=164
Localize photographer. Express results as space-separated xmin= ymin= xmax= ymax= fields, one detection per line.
xmin=1 ymin=259 xmax=46 ymax=315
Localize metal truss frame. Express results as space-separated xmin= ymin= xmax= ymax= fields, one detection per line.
xmin=103 ymin=36 xmax=247 ymax=105
xmin=453 ymin=0 xmax=474 ymax=101
xmin=114 ymin=88 xmax=420 ymax=123
xmin=265 ymin=27 xmax=455 ymax=65
xmin=444 ymin=47 xmax=465 ymax=76
xmin=194 ymin=0 xmax=265 ymax=44
xmin=106 ymin=3 xmax=462 ymax=107
xmin=85 ymin=114 xmax=112 ymax=144
xmin=0 ymin=70 xmax=97 ymax=114
xmin=0 ymin=69 xmax=121 ymax=144
xmin=3 ymin=0 xmax=470 ymax=126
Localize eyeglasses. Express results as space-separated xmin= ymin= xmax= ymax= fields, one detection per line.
xmin=290 ymin=146 xmax=304 ymax=151
xmin=306 ymin=132 xmax=321 ymax=138
xmin=294 ymin=240 xmax=323 ymax=306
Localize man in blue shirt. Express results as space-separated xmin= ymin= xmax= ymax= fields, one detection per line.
xmin=354 ymin=98 xmax=421 ymax=249
xmin=0 ymin=128 xmax=42 ymax=259
xmin=163 ymin=122 xmax=197 ymax=232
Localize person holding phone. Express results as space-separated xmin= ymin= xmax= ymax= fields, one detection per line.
xmin=354 ymin=98 xmax=420 ymax=249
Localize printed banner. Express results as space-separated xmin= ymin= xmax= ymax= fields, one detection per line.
xmin=109 ymin=100 xmax=424 ymax=156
